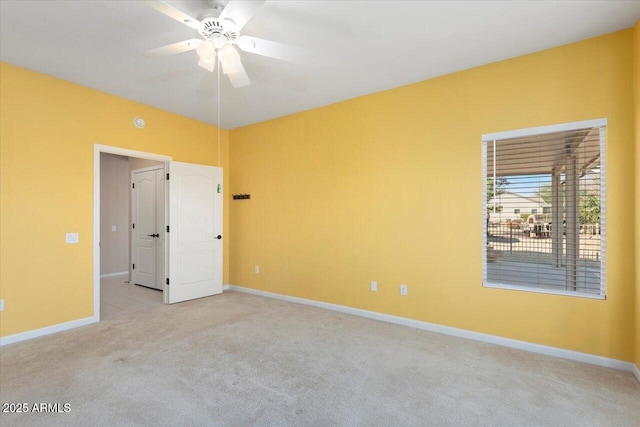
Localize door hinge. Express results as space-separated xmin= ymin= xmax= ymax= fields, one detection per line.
xmin=166 ymin=173 xmax=170 ymax=180
xmin=132 ymin=223 xmax=135 ymax=229
xmin=166 ymin=225 xmax=170 ymax=233
xmin=166 ymin=278 xmax=170 ymax=285
xmin=133 ymin=264 xmax=135 ymax=270
xmin=132 ymin=183 xmax=135 ymax=189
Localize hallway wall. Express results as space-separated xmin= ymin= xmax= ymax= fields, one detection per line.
xmin=100 ymin=153 xmax=129 ymax=275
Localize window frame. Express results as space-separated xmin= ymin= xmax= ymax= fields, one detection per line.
xmin=482 ymin=118 xmax=607 ymax=300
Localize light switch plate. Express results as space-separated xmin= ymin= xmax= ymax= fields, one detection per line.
xmin=111 ymin=225 xmax=117 ymax=232
xmin=0 ymin=299 xmax=4 ymax=311
xmin=371 ymin=281 xmax=377 ymax=292
xmin=66 ymin=233 xmax=79 ymax=244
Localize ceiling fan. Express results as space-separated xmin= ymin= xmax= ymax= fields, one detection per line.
xmin=143 ymin=0 xmax=308 ymax=88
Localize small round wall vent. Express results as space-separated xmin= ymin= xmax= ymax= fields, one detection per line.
xmin=133 ymin=117 xmax=146 ymax=129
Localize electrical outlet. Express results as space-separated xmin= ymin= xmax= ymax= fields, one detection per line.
xmin=65 ymin=233 xmax=79 ymax=244
xmin=254 ymin=266 xmax=260 ymax=274
xmin=400 ymin=284 xmax=407 ymax=296
xmin=111 ymin=225 xmax=117 ymax=232
xmin=371 ymin=281 xmax=377 ymax=292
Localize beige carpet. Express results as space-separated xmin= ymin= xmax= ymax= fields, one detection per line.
xmin=1 ymin=291 xmax=639 ymax=426
xmin=99 ymin=275 xmax=163 ymax=320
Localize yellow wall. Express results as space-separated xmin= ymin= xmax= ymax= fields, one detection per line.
xmin=230 ymin=30 xmax=636 ymax=361
xmin=1 ymin=28 xmax=638 ymax=365
xmin=634 ymin=20 xmax=640 ymax=369
xmin=0 ymin=62 xmax=230 ymax=337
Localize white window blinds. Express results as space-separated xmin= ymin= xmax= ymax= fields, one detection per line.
xmin=483 ymin=119 xmax=606 ymax=298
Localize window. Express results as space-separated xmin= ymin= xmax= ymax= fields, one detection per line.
xmin=483 ymin=119 xmax=606 ymax=298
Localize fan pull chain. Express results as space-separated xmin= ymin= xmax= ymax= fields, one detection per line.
xmin=217 ymin=51 xmax=221 ymax=168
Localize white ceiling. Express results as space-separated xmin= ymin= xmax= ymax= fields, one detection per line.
xmin=1 ymin=1 xmax=639 ymax=129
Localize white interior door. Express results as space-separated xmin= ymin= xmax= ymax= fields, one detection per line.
xmin=132 ymin=169 xmax=156 ymax=288
xmin=131 ymin=166 xmax=164 ymax=290
xmin=167 ymin=161 xmax=223 ymax=303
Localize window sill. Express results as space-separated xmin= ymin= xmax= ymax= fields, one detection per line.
xmin=483 ymin=282 xmax=606 ymax=300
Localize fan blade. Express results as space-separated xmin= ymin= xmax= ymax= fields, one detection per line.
xmin=226 ymin=60 xmax=251 ymax=88
xmin=236 ymin=36 xmax=310 ymax=64
xmin=219 ymin=0 xmax=265 ymax=32
xmin=142 ymin=39 xmax=202 ymax=58
xmin=143 ymin=0 xmax=203 ymax=31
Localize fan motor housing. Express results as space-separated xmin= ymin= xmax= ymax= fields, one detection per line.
xmin=198 ymin=13 xmax=238 ymax=42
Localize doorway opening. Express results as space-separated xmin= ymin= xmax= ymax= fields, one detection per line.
xmin=94 ymin=145 xmax=171 ymax=322
xmin=94 ymin=144 xmax=224 ymax=321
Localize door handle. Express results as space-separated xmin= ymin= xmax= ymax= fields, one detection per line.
xmin=215 ymin=235 xmax=222 ymax=240
xmin=147 ymin=233 xmax=159 ymax=238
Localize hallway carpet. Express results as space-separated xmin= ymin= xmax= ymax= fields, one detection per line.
xmin=1 ymin=291 xmax=639 ymax=426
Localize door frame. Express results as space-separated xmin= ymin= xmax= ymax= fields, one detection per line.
xmin=93 ymin=144 xmax=171 ymax=322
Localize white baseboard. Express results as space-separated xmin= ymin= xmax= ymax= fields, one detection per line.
xmin=0 ymin=316 xmax=98 ymax=346
xmin=100 ymin=271 xmax=128 ymax=278
xmin=2 ymin=284 xmax=236 ymax=346
xmin=228 ymin=285 xmax=638 ymax=378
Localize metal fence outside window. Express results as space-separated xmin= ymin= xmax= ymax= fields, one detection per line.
xmin=487 ymin=222 xmax=601 ymax=266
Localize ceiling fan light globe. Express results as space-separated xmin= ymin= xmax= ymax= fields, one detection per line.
xmin=196 ymin=39 xmax=215 ymax=60
xmin=221 ymin=44 xmax=240 ymax=61
xmin=220 ymin=44 xmax=241 ymax=74
xmin=220 ymin=56 xmax=232 ymax=74
xmin=198 ymin=57 xmax=216 ymax=72
xmin=221 ymin=62 xmax=232 ymax=75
